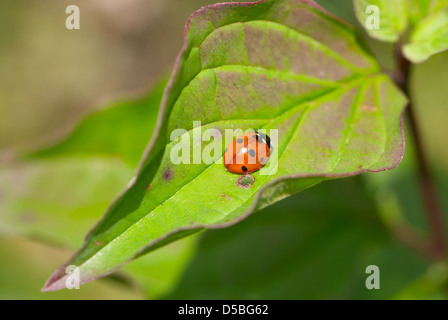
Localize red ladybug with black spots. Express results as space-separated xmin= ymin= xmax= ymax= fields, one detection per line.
xmin=224 ymin=132 xmax=271 ymax=174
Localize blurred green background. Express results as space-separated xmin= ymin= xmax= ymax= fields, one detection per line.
xmin=0 ymin=0 xmax=447 ymax=299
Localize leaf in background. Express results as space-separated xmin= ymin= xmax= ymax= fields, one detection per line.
xmin=0 ymin=237 xmax=142 ymax=300
xmin=0 ymin=161 xmax=196 ymax=299
xmin=27 ymin=80 xmax=167 ymax=168
xmin=409 ymin=0 xmax=448 ymax=26
xmin=403 ymin=9 xmax=448 ymax=63
xmin=0 ymin=157 xmax=133 ymax=246
xmin=0 ymin=79 xmax=197 ymax=298
xmin=394 ymin=262 xmax=448 ymax=299
xmin=353 ymin=0 xmax=409 ymax=42
xmin=411 ymin=53 xmax=448 ymax=172
xmin=0 ymin=80 xmax=167 ymax=245
xmin=44 ymin=0 xmax=408 ymax=291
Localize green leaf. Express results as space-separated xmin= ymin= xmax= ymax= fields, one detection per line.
xmin=0 ymin=78 xmax=199 ymax=298
xmin=353 ymin=0 xmax=409 ymax=42
xmin=1 ymin=79 xmax=168 ymax=245
xmin=0 ymin=159 xmax=198 ymax=299
xmin=394 ymin=262 xmax=448 ymax=299
xmin=0 ymin=237 xmax=142 ymax=300
xmin=0 ymin=157 xmax=133 ymax=246
xmin=165 ymin=178 xmax=427 ymax=299
xmin=0 ymin=157 xmax=198 ymax=299
xmin=409 ymin=0 xmax=448 ymax=26
xmin=403 ymin=9 xmax=448 ymax=63
xmin=44 ymin=0 xmax=407 ymax=291
xmin=122 ymin=236 xmax=198 ymax=299
xmin=27 ymin=79 xmax=167 ymax=167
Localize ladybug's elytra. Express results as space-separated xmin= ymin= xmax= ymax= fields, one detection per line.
xmin=224 ymin=132 xmax=271 ymax=174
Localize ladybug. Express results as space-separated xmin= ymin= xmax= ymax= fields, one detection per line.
xmin=224 ymin=132 xmax=271 ymax=174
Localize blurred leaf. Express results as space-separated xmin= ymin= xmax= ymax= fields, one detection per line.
xmin=403 ymin=9 xmax=448 ymax=63
xmin=0 ymin=79 xmax=168 ymax=245
xmin=353 ymin=0 xmax=409 ymax=42
xmin=394 ymin=262 xmax=448 ymax=299
xmin=409 ymin=0 xmax=448 ymax=26
xmin=411 ymin=53 xmax=448 ymax=173
xmin=122 ymin=235 xmax=198 ymax=299
xmin=0 ymin=78 xmax=197 ymax=298
xmin=27 ymin=80 xmax=167 ymax=167
xmin=315 ymin=0 xmax=359 ymax=26
xmin=364 ymin=134 xmax=448 ymax=233
xmin=0 ymin=157 xmax=133 ymax=247
xmin=361 ymin=111 xmax=448 ymax=299
xmin=44 ymin=0 xmax=407 ymax=291
xmin=0 ymin=237 xmax=142 ymax=300
xmin=165 ymin=178 xmax=427 ymax=299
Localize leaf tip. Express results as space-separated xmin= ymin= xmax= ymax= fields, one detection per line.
xmin=41 ymin=268 xmax=68 ymax=292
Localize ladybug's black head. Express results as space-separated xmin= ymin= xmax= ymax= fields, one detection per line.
xmin=255 ymin=132 xmax=271 ymax=149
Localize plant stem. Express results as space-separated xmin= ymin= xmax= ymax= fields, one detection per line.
xmin=395 ymin=44 xmax=447 ymax=260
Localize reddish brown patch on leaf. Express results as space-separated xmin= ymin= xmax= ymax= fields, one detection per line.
xmin=362 ymin=104 xmax=377 ymax=112
xmin=162 ymin=169 xmax=174 ymax=181
xmin=146 ymin=184 xmax=152 ymax=191
xmin=220 ymin=193 xmax=233 ymax=201
xmin=236 ymin=174 xmax=255 ymax=189
xmin=21 ymin=212 xmax=36 ymax=223
xmin=95 ymin=240 xmax=103 ymax=246
xmin=213 ymin=128 xmax=222 ymax=138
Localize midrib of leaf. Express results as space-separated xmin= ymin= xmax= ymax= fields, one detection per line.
xmin=74 ymin=73 xmax=382 ymax=273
